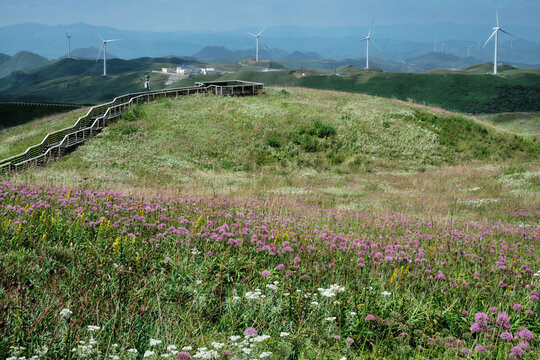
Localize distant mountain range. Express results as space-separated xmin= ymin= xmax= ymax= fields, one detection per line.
xmin=1 ymin=22 xmax=539 ymax=65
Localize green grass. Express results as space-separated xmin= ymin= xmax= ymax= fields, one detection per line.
xmin=476 ymin=112 xmax=540 ymax=137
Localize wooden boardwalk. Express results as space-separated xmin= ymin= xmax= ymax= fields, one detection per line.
xmin=0 ymin=80 xmax=264 ymax=174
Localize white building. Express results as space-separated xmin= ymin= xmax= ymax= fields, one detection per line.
xmin=200 ymin=67 xmax=216 ymax=75
xmin=161 ymin=67 xmax=176 ymax=74
xmin=176 ymin=65 xmax=201 ymax=76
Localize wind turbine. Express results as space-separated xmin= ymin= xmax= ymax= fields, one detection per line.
xmin=483 ymin=1 xmax=516 ymax=74
xmin=65 ymin=31 xmax=72 ymax=59
xmin=95 ymin=31 xmax=120 ymax=76
xmin=247 ymin=28 xmax=265 ymax=62
xmin=358 ymin=19 xmax=381 ymax=70
xmin=467 ymin=45 xmax=474 ymax=57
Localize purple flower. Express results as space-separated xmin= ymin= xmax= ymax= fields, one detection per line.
xmin=346 ymin=338 xmax=354 ymax=344
xmin=460 ymin=348 xmax=471 ymax=355
xmin=513 ymin=303 xmax=522 ymax=311
xmin=515 ymin=328 xmax=533 ymax=340
xmin=261 ymin=270 xmax=270 ymax=277
xmin=530 ymin=294 xmax=539 ymax=302
xmin=176 ymin=352 xmax=191 ymax=360
xmin=244 ymin=327 xmax=257 ymax=337
xmin=525 ymin=310 xmax=533 ymax=316
xmin=489 ymin=306 xmax=498 ymax=313
xmin=496 ymin=313 xmax=511 ymax=330
xmin=164 ymin=257 xmax=172 ymax=263
xmin=461 ymin=310 xmax=469 ymax=316
xmin=277 ymin=264 xmax=285 ymax=270
xmin=333 ymin=335 xmax=341 ymax=340
xmin=511 ymin=346 xmax=524 ymax=356
xmin=221 ymin=350 xmax=231 ymax=357
xmin=471 ymin=322 xmax=482 ymax=333
xmin=501 ymin=332 xmax=513 ymax=340
xmin=475 ymin=345 xmax=487 ymax=353
xmin=365 ymin=314 xmax=375 ymax=321
xmin=475 ymin=312 xmax=489 ymax=324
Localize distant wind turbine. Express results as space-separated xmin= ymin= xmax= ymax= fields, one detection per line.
xmin=247 ymin=28 xmax=265 ymax=62
xmin=483 ymin=1 xmax=516 ymax=75
xmin=65 ymin=31 xmax=72 ymax=59
xmin=94 ymin=30 xmax=121 ymax=76
xmin=358 ymin=19 xmax=381 ymax=70
xmin=467 ymin=45 xmax=474 ymax=57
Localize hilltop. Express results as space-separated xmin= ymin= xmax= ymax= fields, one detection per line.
xmin=6 ymin=87 xmax=538 ymax=222
xmin=0 ymin=50 xmax=50 ymax=78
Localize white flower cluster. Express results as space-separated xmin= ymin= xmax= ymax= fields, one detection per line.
xmin=60 ymin=308 xmax=73 ymax=318
xmin=265 ymin=281 xmax=279 ymax=291
xmin=87 ymin=325 xmax=101 ymax=332
xmin=149 ymin=339 xmax=162 ymax=346
xmin=192 ymin=347 xmax=219 ymax=359
xmin=245 ymin=289 xmax=266 ymax=300
xmin=317 ymin=284 xmax=345 ymax=298
xmin=72 ymin=338 xmax=99 ymax=358
xmin=211 ymin=342 xmax=224 ymax=349
xmin=381 ymin=291 xmax=392 ymax=296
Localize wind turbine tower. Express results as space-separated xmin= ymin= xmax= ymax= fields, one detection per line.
xmin=467 ymin=45 xmax=474 ymax=57
xmin=483 ymin=2 xmax=516 ymax=74
xmin=247 ymin=29 xmax=265 ymax=62
xmin=358 ymin=20 xmax=381 ymax=70
xmin=95 ymin=31 xmax=120 ymax=76
xmin=65 ymin=31 xmax=72 ymax=59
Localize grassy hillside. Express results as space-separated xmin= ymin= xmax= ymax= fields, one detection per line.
xmin=477 ymin=112 xmax=540 ymax=136
xmin=0 ymin=57 xmax=201 ymax=103
xmin=8 ymin=88 xmax=538 ymax=222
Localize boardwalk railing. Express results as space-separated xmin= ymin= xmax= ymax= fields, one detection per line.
xmin=0 ymin=80 xmax=263 ymax=175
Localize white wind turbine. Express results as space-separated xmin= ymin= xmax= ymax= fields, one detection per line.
xmin=65 ymin=31 xmax=72 ymax=59
xmin=483 ymin=1 xmax=516 ymax=74
xmin=247 ymin=28 xmax=265 ymax=62
xmin=95 ymin=30 xmax=120 ymax=76
xmin=358 ymin=20 xmax=381 ymax=70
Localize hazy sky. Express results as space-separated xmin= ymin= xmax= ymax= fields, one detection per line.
xmin=1 ymin=0 xmax=539 ymax=31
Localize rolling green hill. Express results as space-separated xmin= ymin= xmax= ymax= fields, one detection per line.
xmin=0 ymin=51 xmax=50 ymax=78
xmin=0 ymin=56 xmax=203 ymax=103
xmin=170 ymin=69 xmax=540 ymax=114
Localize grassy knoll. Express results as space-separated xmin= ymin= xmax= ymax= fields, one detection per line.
xmin=476 ymin=112 xmax=540 ymax=137
xmin=0 ymin=103 xmax=82 ymax=130
xmin=0 ymin=107 xmax=90 ymax=160
xmin=7 ymin=88 xmax=539 ymax=223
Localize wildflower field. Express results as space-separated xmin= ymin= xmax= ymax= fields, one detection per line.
xmin=1 ymin=87 xmax=539 ymax=359
xmin=0 ymin=181 xmax=538 ymax=359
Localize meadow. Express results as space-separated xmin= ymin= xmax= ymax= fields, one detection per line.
xmin=0 ymin=88 xmax=539 ymax=359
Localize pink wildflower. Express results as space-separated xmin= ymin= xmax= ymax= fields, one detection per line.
xmin=261 ymin=270 xmax=270 ymax=277
xmin=244 ymin=327 xmax=257 ymax=337
xmin=365 ymin=314 xmax=375 ymax=321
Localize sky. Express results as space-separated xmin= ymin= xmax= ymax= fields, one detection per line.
xmin=1 ymin=0 xmax=540 ymax=32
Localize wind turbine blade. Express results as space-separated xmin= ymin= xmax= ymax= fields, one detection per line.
xmin=96 ymin=43 xmax=104 ymax=62
xmin=247 ymin=32 xmax=257 ymax=37
xmin=483 ymin=30 xmax=497 ymax=48
xmin=368 ymin=19 xmax=374 ymax=37
xmin=495 ymin=1 xmax=500 ymax=27
xmin=257 ymin=28 xmax=265 ymax=37
xmin=499 ymin=29 xmax=518 ymax=38
xmin=105 ymin=39 xmax=121 ymax=42
xmin=91 ymin=25 xmax=104 ymax=42
xmin=356 ymin=38 xmax=369 ymax=42
xmin=370 ymin=38 xmax=383 ymax=51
